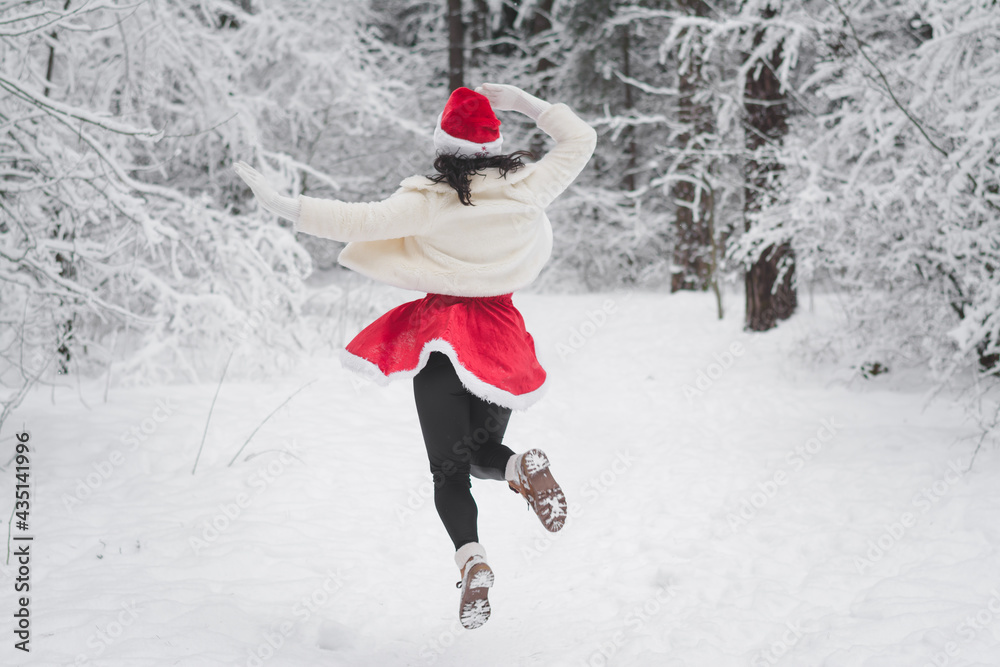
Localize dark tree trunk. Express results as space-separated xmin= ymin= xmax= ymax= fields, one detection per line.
xmin=530 ymin=0 xmax=555 ymax=73
xmin=743 ymin=12 xmax=796 ymax=331
xmin=448 ymin=0 xmax=464 ymax=91
xmin=44 ymin=1 xmax=72 ymax=98
xmin=522 ymin=0 xmax=557 ymax=156
xmin=469 ymin=0 xmax=486 ymax=65
xmin=621 ymin=24 xmax=637 ymax=192
xmin=529 ymin=0 xmax=554 ymax=36
xmin=46 ymin=2 xmax=76 ymax=372
xmin=744 ymin=243 xmax=795 ymax=330
xmin=671 ymin=0 xmax=713 ymax=292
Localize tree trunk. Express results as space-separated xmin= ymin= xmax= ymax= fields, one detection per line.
xmin=706 ymin=186 xmax=724 ymax=320
xmin=469 ymin=0 xmax=489 ymax=67
xmin=621 ymin=23 xmax=637 ymax=192
xmin=671 ymin=0 xmax=713 ymax=292
xmin=743 ymin=13 xmax=796 ymax=331
xmin=47 ymin=0 xmax=76 ymax=372
xmin=530 ymin=0 xmax=555 ymax=73
xmin=448 ymin=0 xmax=464 ymax=91
xmin=744 ymin=243 xmax=795 ymax=330
xmin=44 ymin=1 xmax=72 ymax=98
xmin=529 ymin=0 xmax=554 ymax=37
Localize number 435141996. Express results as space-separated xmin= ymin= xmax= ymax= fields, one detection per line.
xmin=15 ymin=432 xmax=30 ymax=527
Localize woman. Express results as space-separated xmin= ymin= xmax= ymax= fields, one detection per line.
xmin=234 ymin=83 xmax=597 ymax=629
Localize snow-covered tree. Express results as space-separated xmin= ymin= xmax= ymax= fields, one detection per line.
xmin=0 ymin=0 xmax=424 ymax=431
xmin=745 ymin=0 xmax=999 ymax=382
xmin=532 ymin=1 xmax=676 ymax=289
xmin=660 ymin=0 xmax=998 ymax=431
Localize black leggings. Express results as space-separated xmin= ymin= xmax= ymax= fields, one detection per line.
xmin=413 ymin=352 xmax=515 ymax=550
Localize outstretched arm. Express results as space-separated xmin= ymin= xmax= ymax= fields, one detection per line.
xmin=234 ymin=161 xmax=433 ymax=242
xmin=234 ymin=161 xmax=301 ymax=222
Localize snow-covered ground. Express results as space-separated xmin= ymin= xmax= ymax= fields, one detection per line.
xmin=3 ymin=289 xmax=1000 ymax=666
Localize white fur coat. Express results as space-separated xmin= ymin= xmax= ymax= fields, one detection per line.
xmin=294 ymin=103 xmax=597 ymax=297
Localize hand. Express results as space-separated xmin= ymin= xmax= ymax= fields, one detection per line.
xmin=234 ymin=160 xmax=276 ymax=203
xmin=233 ymin=161 xmax=300 ymax=222
xmin=475 ymin=83 xmax=552 ymax=120
xmin=475 ymin=83 xmax=524 ymax=112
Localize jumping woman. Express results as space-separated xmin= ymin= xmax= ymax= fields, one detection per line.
xmin=234 ymin=83 xmax=597 ymax=629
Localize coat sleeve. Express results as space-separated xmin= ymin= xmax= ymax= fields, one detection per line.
xmin=521 ymin=103 xmax=598 ymax=209
xmin=294 ymin=187 xmax=434 ymax=242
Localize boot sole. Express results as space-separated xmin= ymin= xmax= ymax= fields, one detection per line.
xmin=459 ymin=562 xmax=494 ymax=629
xmin=518 ymin=449 xmax=568 ymax=533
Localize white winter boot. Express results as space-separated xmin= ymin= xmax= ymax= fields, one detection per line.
xmin=455 ymin=542 xmax=494 ymax=630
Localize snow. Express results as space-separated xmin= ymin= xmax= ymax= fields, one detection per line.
xmin=469 ymin=570 xmax=494 ymax=590
xmin=524 ymin=450 xmax=550 ymax=476
xmin=4 ymin=288 xmax=1000 ymax=666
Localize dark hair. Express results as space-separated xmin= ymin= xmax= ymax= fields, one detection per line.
xmin=427 ymin=150 xmax=534 ymax=206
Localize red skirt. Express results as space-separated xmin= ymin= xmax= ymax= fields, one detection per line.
xmin=340 ymin=293 xmax=547 ymax=410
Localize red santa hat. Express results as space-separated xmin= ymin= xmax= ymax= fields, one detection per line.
xmin=433 ymin=87 xmax=503 ymax=158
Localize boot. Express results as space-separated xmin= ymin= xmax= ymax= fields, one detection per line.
xmin=455 ymin=542 xmax=494 ymax=629
xmin=506 ymin=449 xmax=567 ymax=532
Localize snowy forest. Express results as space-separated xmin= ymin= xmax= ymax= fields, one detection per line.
xmin=2 ymin=1 xmax=1000 ymax=664
xmin=1 ymin=0 xmax=998 ymax=428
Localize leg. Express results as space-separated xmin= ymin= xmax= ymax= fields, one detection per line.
xmin=468 ymin=398 xmax=514 ymax=481
xmin=413 ymin=352 xmax=479 ymax=550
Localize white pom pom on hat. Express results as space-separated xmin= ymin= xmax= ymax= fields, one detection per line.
xmin=433 ymin=87 xmax=504 ymax=158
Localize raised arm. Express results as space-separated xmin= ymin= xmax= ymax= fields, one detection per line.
xmin=475 ymin=84 xmax=597 ymax=208
xmin=234 ymin=161 xmax=433 ymax=242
